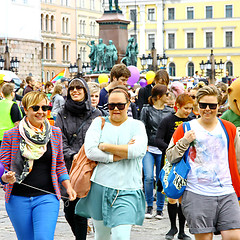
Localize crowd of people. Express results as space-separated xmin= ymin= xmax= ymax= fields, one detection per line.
xmin=0 ymin=63 xmax=240 ymax=240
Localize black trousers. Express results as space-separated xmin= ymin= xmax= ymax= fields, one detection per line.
xmin=63 ymin=198 xmax=87 ymax=240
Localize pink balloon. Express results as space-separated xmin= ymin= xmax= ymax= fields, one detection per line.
xmin=127 ymin=66 xmax=140 ymax=87
xmin=139 ymin=79 xmax=147 ymax=87
xmin=0 ymin=161 xmax=4 ymax=179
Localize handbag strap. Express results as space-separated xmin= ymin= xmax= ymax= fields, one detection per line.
xmin=182 ymin=121 xmax=191 ymax=162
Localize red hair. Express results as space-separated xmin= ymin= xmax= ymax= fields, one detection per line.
xmin=175 ymin=93 xmax=193 ymax=108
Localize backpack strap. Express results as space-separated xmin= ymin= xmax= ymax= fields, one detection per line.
xmin=182 ymin=121 xmax=191 ymax=161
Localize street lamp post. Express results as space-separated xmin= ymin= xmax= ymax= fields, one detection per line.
xmin=140 ymin=43 xmax=168 ymax=72
xmin=0 ymin=44 xmax=20 ymax=73
xmin=199 ymin=49 xmax=224 ymax=85
xmin=68 ymin=54 xmax=84 ymax=78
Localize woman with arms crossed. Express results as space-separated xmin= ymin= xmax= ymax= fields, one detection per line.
xmin=75 ymin=85 xmax=148 ymax=240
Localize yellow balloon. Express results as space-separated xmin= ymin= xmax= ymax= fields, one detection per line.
xmin=98 ymin=74 xmax=109 ymax=84
xmin=146 ymin=71 xmax=155 ymax=85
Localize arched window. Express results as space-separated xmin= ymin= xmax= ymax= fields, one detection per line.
xmin=83 ymin=47 xmax=86 ymax=62
xmin=83 ymin=21 xmax=86 ymax=34
xmin=46 ymin=71 xmax=50 ymax=81
xmin=66 ymin=45 xmax=69 ymax=61
xmin=79 ymin=20 xmax=82 ymax=34
xmin=169 ymin=62 xmax=176 ymax=77
xmin=79 ymin=47 xmax=83 ymax=59
xmin=41 ymin=14 xmax=44 ymax=31
xmin=45 ymin=43 xmax=49 ymax=59
xmin=50 ymin=15 xmax=54 ymax=32
xmin=187 ymin=62 xmax=194 ymax=77
xmin=63 ymin=45 xmax=66 ymax=61
xmin=51 ymin=71 xmax=55 ymax=79
xmin=50 ymin=43 xmax=54 ymax=60
xmin=66 ymin=18 xmax=69 ymax=34
xmin=62 ymin=17 xmax=65 ymax=33
xmin=226 ymin=61 xmax=233 ymax=76
xmin=90 ymin=22 xmax=93 ymax=36
xmin=93 ymin=22 xmax=96 ymax=36
xmin=45 ymin=15 xmax=49 ymax=31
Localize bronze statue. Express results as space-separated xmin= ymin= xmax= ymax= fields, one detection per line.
xmin=105 ymin=40 xmax=118 ymax=71
xmin=125 ymin=37 xmax=138 ymax=66
xmin=96 ymin=38 xmax=106 ymax=72
xmin=87 ymin=40 xmax=96 ymax=72
xmin=109 ymin=0 xmax=119 ymax=11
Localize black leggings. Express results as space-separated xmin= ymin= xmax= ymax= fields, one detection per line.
xmin=63 ymin=198 xmax=87 ymax=240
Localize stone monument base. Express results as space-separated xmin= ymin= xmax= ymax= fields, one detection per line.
xmin=96 ymin=12 xmax=130 ymax=63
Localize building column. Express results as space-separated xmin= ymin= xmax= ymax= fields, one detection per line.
xmin=139 ymin=4 xmax=145 ymax=55
xmin=156 ymin=3 xmax=163 ymax=55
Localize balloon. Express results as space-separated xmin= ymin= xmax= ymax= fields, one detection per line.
xmin=139 ymin=79 xmax=147 ymax=88
xmin=127 ymin=66 xmax=140 ymax=87
xmin=98 ymin=74 xmax=109 ymax=84
xmin=0 ymin=162 xmax=4 ymax=179
xmin=146 ymin=71 xmax=155 ymax=85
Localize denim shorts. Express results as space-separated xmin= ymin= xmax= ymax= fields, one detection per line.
xmin=181 ymin=190 xmax=240 ymax=234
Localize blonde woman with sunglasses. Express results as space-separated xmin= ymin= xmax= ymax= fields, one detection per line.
xmin=166 ymin=86 xmax=240 ymax=240
xmin=75 ymin=85 xmax=147 ymax=240
xmin=0 ymin=91 xmax=76 ymax=240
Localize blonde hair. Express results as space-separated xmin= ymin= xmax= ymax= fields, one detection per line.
xmin=87 ymin=82 xmax=100 ymax=95
xmin=51 ymin=84 xmax=63 ymax=100
xmin=22 ymin=91 xmax=49 ymax=109
xmin=196 ymin=86 xmax=221 ymax=104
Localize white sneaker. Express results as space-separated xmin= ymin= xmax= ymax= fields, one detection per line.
xmin=155 ymin=210 xmax=163 ymax=220
xmin=145 ymin=206 xmax=153 ymax=219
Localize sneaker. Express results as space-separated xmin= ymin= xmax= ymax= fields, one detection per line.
xmin=178 ymin=233 xmax=191 ymax=240
xmin=145 ymin=206 xmax=153 ymax=219
xmin=155 ymin=210 xmax=163 ymax=220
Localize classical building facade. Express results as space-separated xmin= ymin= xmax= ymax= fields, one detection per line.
xmin=41 ymin=0 xmax=103 ymax=81
xmin=120 ymin=0 xmax=240 ymax=79
xmin=0 ymin=0 xmax=42 ymax=81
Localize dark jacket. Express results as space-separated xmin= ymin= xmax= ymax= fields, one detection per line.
xmin=140 ymin=104 xmax=174 ymax=147
xmin=55 ymin=78 xmax=101 ymax=172
xmin=138 ymin=84 xmax=154 ymax=112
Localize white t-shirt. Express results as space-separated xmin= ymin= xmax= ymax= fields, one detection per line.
xmin=186 ymin=119 xmax=235 ymax=196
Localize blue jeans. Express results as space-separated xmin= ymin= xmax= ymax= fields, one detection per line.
xmin=6 ymin=194 xmax=60 ymax=240
xmin=142 ymin=151 xmax=165 ymax=211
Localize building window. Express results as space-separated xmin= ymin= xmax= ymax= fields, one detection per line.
xmin=83 ymin=47 xmax=86 ymax=62
xmin=226 ymin=61 xmax=233 ymax=76
xmin=90 ymin=0 xmax=94 ymax=10
xmin=206 ymin=32 xmax=213 ymax=48
xmin=206 ymin=6 xmax=213 ymax=19
xmin=45 ymin=15 xmax=49 ymax=31
xmin=45 ymin=43 xmax=49 ymax=59
xmin=51 ymin=71 xmax=55 ymax=79
xmin=225 ymin=31 xmax=232 ymax=47
xmin=188 ymin=62 xmax=194 ymax=77
xmin=62 ymin=17 xmax=65 ymax=33
xmin=168 ymin=8 xmax=175 ymax=20
xmin=41 ymin=14 xmax=44 ymax=31
xmin=50 ymin=16 xmax=54 ymax=32
xmin=169 ymin=62 xmax=176 ymax=77
xmin=168 ymin=33 xmax=175 ymax=49
xmin=148 ymin=8 xmax=155 ymax=21
xmin=62 ymin=45 xmax=65 ymax=61
xmin=66 ymin=46 xmax=69 ymax=61
xmin=93 ymin=22 xmax=96 ymax=36
xmin=187 ymin=33 xmax=194 ymax=48
xmin=79 ymin=20 xmax=82 ymax=34
xmin=148 ymin=34 xmax=155 ymax=50
xmin=66 ymin=18 xmax=69 ymax=34
xmin=79 ymin=47 xmax=82 ymax=59
xmin=46 ymin=71 xmax=50 ymax=81
xmin=225 ymin=5 xmax=232 ymax=18
xmin=50 ymin=43 xmax=54 ymax=60
xmin=187 ymin=7 xmax=194 ymax=20
xmin=130 ymin=9 xmax=136 ymax=22
xmin=83 ymin=21 xmax=86 ymax=35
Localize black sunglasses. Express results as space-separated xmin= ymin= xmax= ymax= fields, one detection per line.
xmin=69 ymin=86 xmax=82 ymax=91
xmin=108 ymin=103 xmax=128 ymax=111
xmin=30 ymin=105 xmax=51 ymax=112
xmin=199 ymin=102 xmax=218 ymax=110
xmin=190 ymin=95 xmax=196 ymax=99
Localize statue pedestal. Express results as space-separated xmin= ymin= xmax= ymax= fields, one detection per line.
xmin=96 ymin=12 xmax=130 ymax=63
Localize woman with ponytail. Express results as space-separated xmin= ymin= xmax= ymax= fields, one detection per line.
xmin=140 ymin=85 xmax=174 ymax=219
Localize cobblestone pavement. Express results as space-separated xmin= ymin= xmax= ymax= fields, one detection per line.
xmin=0 ymin=189 xmax=222 ymax=240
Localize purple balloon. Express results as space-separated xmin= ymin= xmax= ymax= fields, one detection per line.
xmin=0 ymin=161 xmax=4 ymax=179
xmin=139 ymin=79 xmax=147 ymax=87
xmin=127 ymin=66 xmax=140 ymax=87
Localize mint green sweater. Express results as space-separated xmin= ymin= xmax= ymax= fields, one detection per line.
xmin=84 ymin=117 xmax=147 ymax=190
